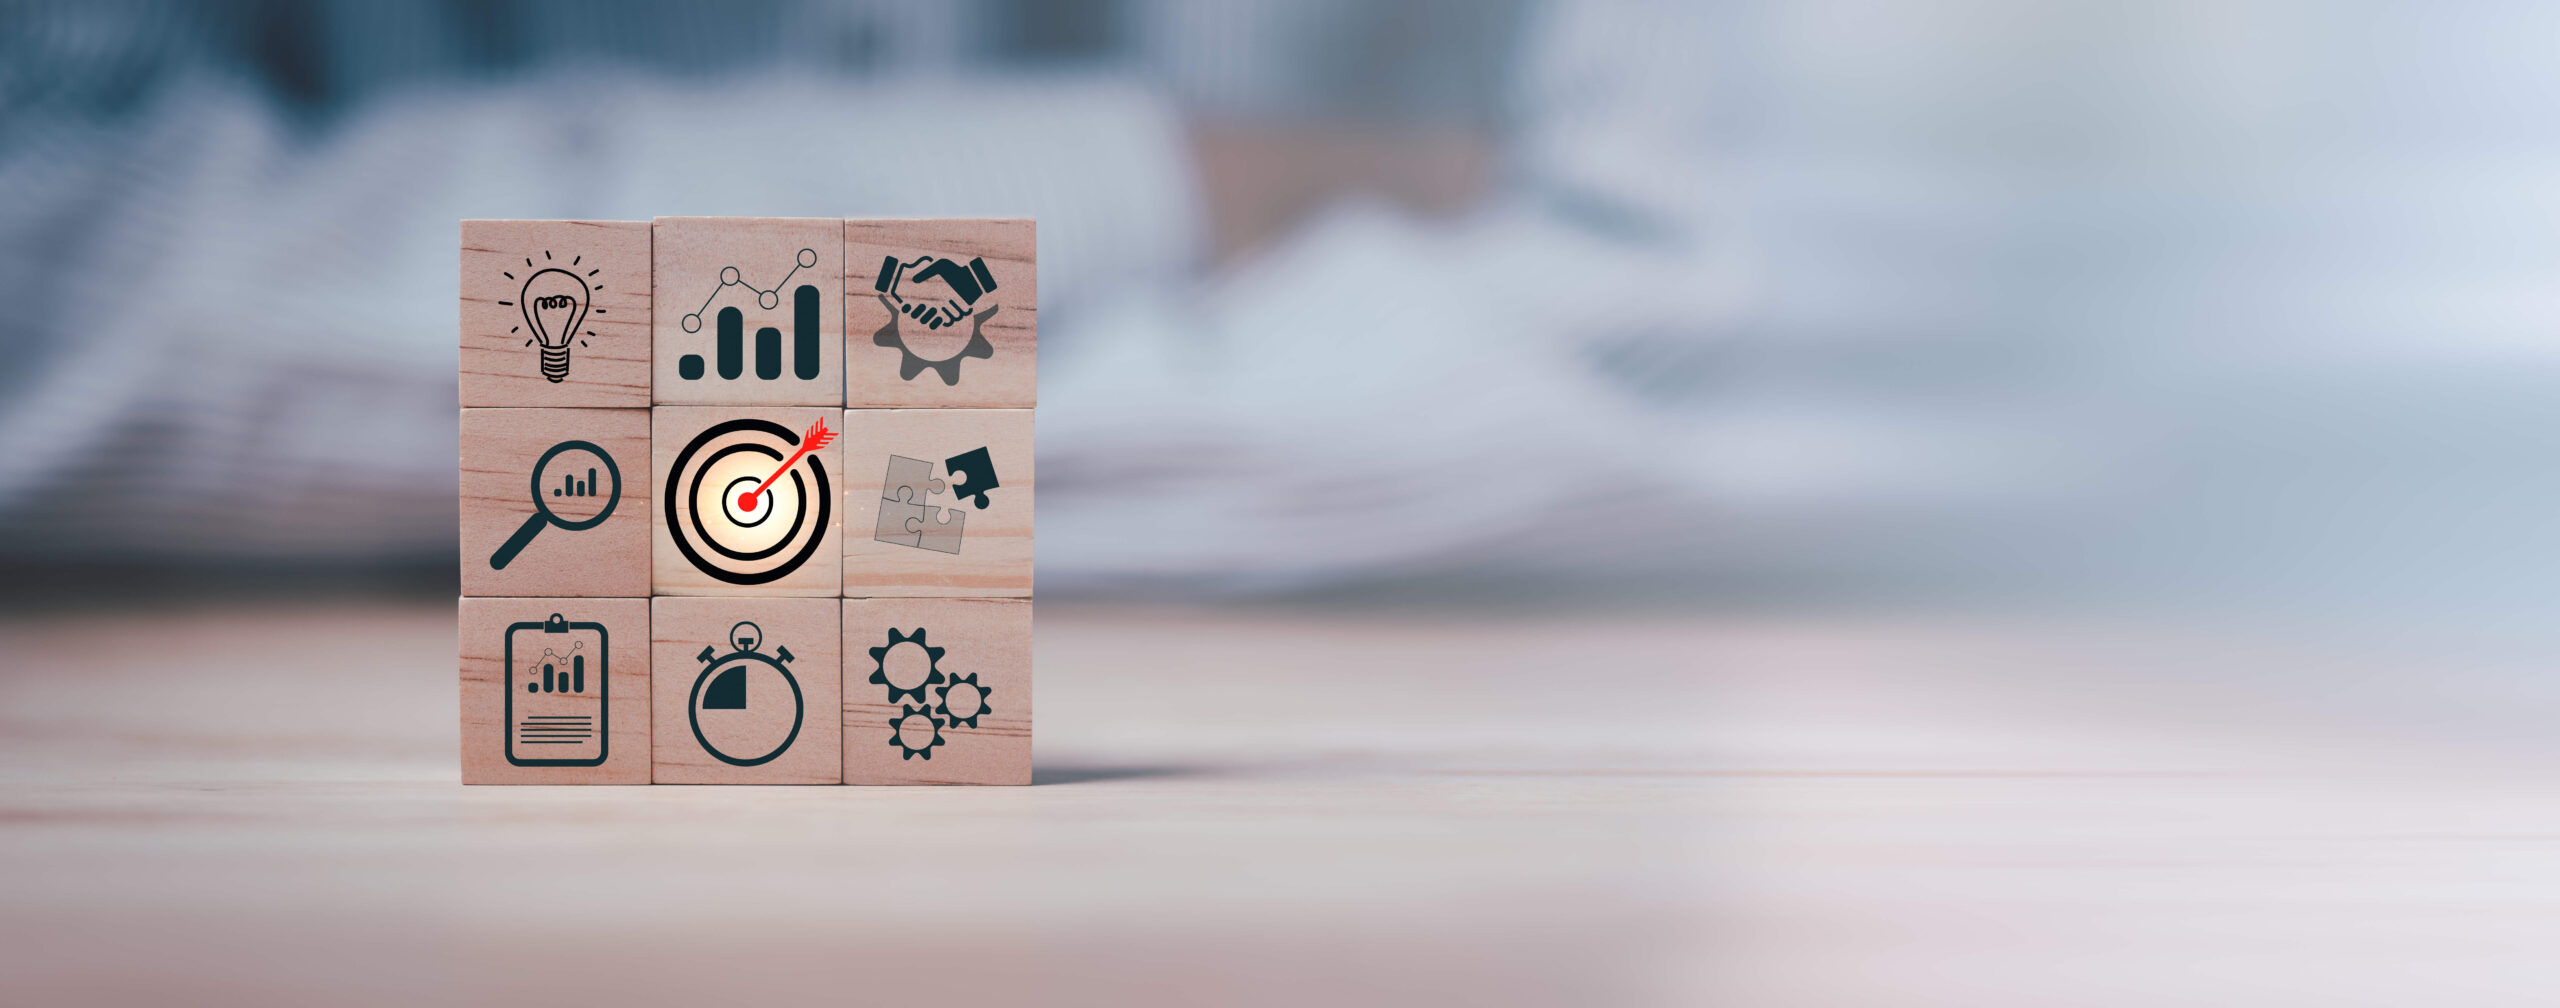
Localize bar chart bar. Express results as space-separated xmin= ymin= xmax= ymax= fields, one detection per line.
xmin=755 ymin=326 xmax=782 ymax=380
xmin=572 ymin=655 xmax=585 ymax=694
xmin=716 ymin=307 xmax=743 ymax=380
xmin=794 ymin=284 xmax=820 ymax=380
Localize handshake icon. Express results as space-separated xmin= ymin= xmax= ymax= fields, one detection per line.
xmin=873 ymin=255 xmax=1000 ymax=330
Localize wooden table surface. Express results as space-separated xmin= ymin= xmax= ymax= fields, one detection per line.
xmin=1 ymin=598 xmax=2553 ymax=1005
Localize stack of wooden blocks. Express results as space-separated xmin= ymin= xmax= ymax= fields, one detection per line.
xmin=457 ymin=218 xmax=1033 ymax=785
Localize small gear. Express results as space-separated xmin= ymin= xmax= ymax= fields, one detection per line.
xmin=872 ymin=299 xmax=996 ymax=386
xmin=933 ymin=672 xmax=992 ymax=729
xmin=868 ymin=627 xmax=945 ymax=704
xmin=888 ymin=704 xmax=945 ymax=760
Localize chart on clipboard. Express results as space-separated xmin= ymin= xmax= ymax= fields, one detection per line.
xmin=505 ymin=614 xmax=609 ymax=766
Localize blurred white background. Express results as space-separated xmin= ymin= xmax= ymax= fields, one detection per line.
xmin=2 ymin=0 xmax=2548 ymax=616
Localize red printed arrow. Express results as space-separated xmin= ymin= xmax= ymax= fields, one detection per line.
xmin=737 ymin=416 xmax=836 ymax=512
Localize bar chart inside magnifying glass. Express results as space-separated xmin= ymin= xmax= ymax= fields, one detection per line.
xmin=489 ymin=439 xmax=622 ymax=570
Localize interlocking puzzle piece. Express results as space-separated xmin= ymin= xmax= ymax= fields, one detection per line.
xmin=943 ymin=446 xmax=1001 ymax=509
xmin=875 ymin=498 xmax=927 ymax=548
xmin=916 ymin=505 xmax=964 ymax=554
xmin=882 ymin=454 xmax=943 ymax=504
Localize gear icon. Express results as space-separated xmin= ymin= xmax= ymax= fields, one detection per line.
xmin=871 ymin=297 xmax=996 ymax=386
xmin=868 ymin=627 xmax=945 ymax=704
xmin=888 ymin=704 xmax=945 ymax=760
xmin=933 ymin=672 xmax=992 ymax=729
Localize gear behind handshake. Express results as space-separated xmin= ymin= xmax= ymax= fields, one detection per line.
xmin=874 ymin=254 xmax=1000 ymax=330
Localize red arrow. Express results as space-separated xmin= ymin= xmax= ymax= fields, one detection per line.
xmin=737 ymin=416 xmax=835 ymax=512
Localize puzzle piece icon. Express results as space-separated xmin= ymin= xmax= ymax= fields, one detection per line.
xmin=882 ymin=454 xmax=944 ymax=504
xmin=914 ymin=505 xmax=964 ymax=554
xmin=943 ymin=447 xmax=1001 ymax=510
xmin=874 ymin=498 xmax=927 ymax=548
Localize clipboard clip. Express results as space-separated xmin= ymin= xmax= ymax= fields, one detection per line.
xmin=545 ymin=613 xmax=569 ymax=634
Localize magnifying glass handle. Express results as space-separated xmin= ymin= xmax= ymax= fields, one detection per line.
xmin=490 ymin=513 xmax=548 ymax=570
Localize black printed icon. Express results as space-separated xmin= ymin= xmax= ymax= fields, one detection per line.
xmin=871 ymin=254 xmax=998 ymax=385
xmin=873 ymin=447 xmax=996 ymax=554
xmin=935 ymin=673 xmax=990 ymax=729
xmin=664 ymin=418 xmax=833 ymax=584
xmin=868 ymin=627 xmax=989 ymax=761
xmin=942 ymin=447 xmax=1001 ymax=509
xmin=889 ymin=705 xmax=945 ymax=760
xmin=688 ymin=621 xmax=803 ymax=767
xmin=505 ymin=614 xmax=608 ymax=767
xmin=490 ymin=439 xmax=622 ymax=570
xmin=496 ymin=250 xmax=608 ymax=384
xmin=677 ymin=248 xmax=822 ymax=383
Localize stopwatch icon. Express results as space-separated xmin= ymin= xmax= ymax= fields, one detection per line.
xmin=687 ymin=621 xmax=804 ymax=766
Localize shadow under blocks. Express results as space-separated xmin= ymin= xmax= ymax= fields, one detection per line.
xmin=458 ymin=218 xmax=1034 ymax=785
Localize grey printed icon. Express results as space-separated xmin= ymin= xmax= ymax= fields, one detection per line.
xmin=874 ymin=454 xmax=963 ymax=554
xmin=871 ymin=448 xmax=998 ymax=555
xmin=871 ymin=254 xmax=999 ymax=385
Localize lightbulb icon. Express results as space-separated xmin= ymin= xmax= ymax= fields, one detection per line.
xmin=501 ymin=250 xmax=606 ymax=384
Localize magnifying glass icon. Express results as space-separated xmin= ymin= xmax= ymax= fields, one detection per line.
xmin=490 ymin=439 xmax=622 ymax=570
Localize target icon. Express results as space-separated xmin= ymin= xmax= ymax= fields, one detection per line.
xmin=664 ymin=417 xmax=834 ymax=585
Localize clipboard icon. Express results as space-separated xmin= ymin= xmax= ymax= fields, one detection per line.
xmin=504 ymin=613 xmax=609 ymax=767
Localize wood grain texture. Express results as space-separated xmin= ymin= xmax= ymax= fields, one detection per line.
xmin=650 ymin=406 xmax=845 ymax=596
xmin=650 ymin=596 xmax=842 ymax=784
xmin=842 ymin=597 xmax=1031 ymax=784
xmin=460 ymin=408 xmax=651 ymax=597
xmin=846 ymin=218 xmax=1036 ymax=408
xmin=841 ymin=409 xmax=1033 ymax=597
xmin=460 ymin=220 xmax=652 ymax=408
xmin=652 ymin=217 xmax=844 ymax=407
xmin=11 ymin=602 xmax=2558 ymax=1005
xmin=459 ymin=597 xmax=650 ymax=784
xmin=22 ymin=603 xmax=2557 ymax=1004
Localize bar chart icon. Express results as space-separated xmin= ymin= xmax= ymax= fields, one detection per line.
xmin=677 ymin=249 xmax=823 ymax=384
xmin=505 ymin=614 xmax=608 ymax=767
xmin=553 ymin=468 xmax=599 ymax=497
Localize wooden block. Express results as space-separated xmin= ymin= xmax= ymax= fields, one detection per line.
xmin=459 ymin=220 xmax=651 ymax=407
xmin=651 ymin=596 xmax=842 ymax=784
xmin=841 ymin=597 xmax=1032 ymax=785
xmin=845 ymin=218 xmax=1037 ymax=408
xmin=652 ymin=406 xmax=844 ymax=596
xmin=841 ymin=409 xmax=1034 ymax=597
xmin=459 ymin=597 xmax=651 ymax=784
xmin=652 ymin=217 xmax=844 ymax=407
xmin=460 ymin=408 xmax=651 ymax=597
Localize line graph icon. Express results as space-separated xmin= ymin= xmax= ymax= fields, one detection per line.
xmin=677 ymin=248 xmax=822 ymax=383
